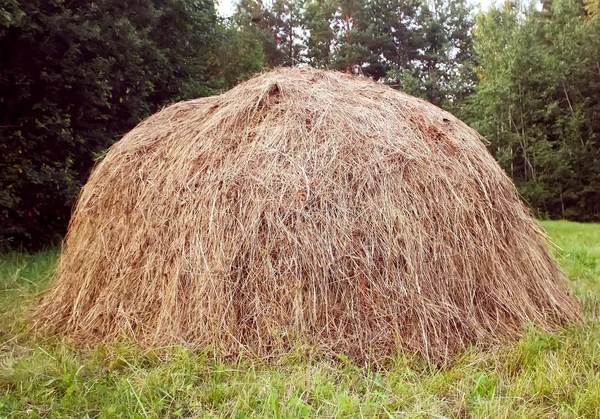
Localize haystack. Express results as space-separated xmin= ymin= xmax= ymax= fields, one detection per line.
xmin=35 ymin=68 xmax=579 ymax=362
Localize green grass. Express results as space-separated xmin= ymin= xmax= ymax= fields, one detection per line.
xmin=0 ymin=220 xmax=599 ymax=418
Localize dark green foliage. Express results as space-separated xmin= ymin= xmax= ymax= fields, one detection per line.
xmin=0 ymin=0 xmax=258 ymax=250
xmin=466 ymin=0 xmax=600 ymax=221
xmin=410 ymin=0 xmax=476 ymax=108
xmin=233 ymin=0 xmax=276 ymax=64
xmin=215 ymin=18 xmax=266 ymax=88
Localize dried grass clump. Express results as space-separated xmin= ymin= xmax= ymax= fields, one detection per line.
xmin=35 ymin=68 xmax=579 ymax=362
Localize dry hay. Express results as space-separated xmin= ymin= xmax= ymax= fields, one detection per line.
xmin=35 ymin=68 xmax=579 ymax=363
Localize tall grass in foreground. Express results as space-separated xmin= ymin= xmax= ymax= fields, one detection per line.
xmin=0 ymin=220 xmax=598 ymax=418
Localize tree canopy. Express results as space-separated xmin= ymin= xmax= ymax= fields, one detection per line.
xmin=466 ymin=0 xmax=600 ymax=220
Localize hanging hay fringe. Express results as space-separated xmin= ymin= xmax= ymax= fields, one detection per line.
xmin=34 ymin=68 xmax=579 ymax=362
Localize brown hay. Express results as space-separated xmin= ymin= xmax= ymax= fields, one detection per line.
xmin=34 ymin=68 xmax=580 ymax=363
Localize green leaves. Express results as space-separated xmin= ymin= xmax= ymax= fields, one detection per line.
xmin=0 ymin=0 xmax=231 ymax=249
xmin=465 ymin=0 xmax=600 ymax=221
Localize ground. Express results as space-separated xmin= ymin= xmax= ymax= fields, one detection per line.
xmin=0 ymin=220 xmax=598 ymax=418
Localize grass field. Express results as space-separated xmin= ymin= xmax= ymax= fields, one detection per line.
xmin=0 ymin=220 xmax=598 ymax=418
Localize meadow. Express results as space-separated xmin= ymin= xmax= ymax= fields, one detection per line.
xmin=0 ymin=220 xmax=598 ymax=418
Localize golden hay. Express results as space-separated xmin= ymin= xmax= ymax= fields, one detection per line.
xmin=35 ymin=68 xmax=579 ymax=362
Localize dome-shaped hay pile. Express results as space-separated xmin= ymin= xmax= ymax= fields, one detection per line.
xmin=35 ymin=68 xmax=579 ymax=362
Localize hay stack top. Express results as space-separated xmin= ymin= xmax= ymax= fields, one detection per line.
xmin=36 ymin=68 xmax=579 ymax=362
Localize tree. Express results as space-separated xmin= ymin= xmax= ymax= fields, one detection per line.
xmin=233 ymin=0 xmax=304 ymax=66
xmin=0 ymin=0 xmax=225 ymax=249
xmin=214 ymin=17 xmax=266 ymax=88
xmin=271 ymin=0 xmax=305 ymax=65
xmin=385 ymin=0 xmax=475 ymax=108
xmin=303 ymin=0 xmax=391 ymax=77
xmin=466 ymin=0 xmax=600 ymax=220
xmin=303 ymin=0 xmax=336 ymax=66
